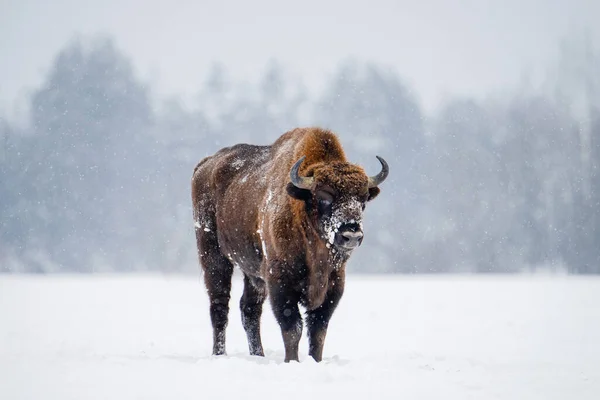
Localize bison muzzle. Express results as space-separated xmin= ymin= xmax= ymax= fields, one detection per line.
xmin=191 ymin=127 xmax=388 ymax=362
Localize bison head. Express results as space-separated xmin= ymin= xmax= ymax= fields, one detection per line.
xmin=286 ymin=155 xmax=388 ymax=253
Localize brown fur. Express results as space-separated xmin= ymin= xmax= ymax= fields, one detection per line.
xmin=191 ymin=127 xmax=386 ymax=362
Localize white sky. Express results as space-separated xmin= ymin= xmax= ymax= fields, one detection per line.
xmin=1 ymin=0 xmax=598 ymax=120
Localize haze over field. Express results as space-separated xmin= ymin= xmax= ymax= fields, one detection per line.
xmin=1 ymin=0 xmax=600 ymax=274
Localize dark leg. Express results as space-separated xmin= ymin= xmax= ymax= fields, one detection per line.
xmin=269 ymin=281 xmax=303 ymax=363
xmin=306 ymin=273 xmax=345 ymax=362
xmin=240 ymin=274 xmax=267 ymax=356
xmin=196 ymin=229 xmax=234 ymax=356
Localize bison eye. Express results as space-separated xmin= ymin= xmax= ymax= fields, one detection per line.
xmin=316 ymin=191 xmax=334 ymax=215
xmin=318 ymin=198 xmax=332 ymax=214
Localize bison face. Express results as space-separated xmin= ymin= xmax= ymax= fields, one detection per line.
xmin=315 ymin=188 xmax=366 ymax=251
xmin=287 ymin=156 xmax=389 ymax=252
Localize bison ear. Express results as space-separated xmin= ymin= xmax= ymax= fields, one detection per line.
xmin=367 ymin=186 xmax=380 ymax=202
xmin=286 ymin=182 xmax=312 ymax=202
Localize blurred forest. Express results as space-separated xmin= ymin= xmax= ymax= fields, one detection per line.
xmin=1 ymin=33 xmax=599 ymax=274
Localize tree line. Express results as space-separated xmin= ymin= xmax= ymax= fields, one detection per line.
xmin=1 ymin=33 xmax=598 ymax=274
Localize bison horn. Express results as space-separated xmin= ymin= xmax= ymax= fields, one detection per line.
xmin=368 ymin=156 xmax=389 ymax=188
xmin=290 ymin=156 xmax=314 ymax=189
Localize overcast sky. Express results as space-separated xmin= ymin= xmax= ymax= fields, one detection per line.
xmin=1 ymin=0 xmax=599 ymax=120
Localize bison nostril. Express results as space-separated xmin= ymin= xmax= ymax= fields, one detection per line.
xmin=339 ymin=231 xmax=363 ymax=248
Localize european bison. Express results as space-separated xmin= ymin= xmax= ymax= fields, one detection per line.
xmin=191 ymin=127 xmax=388 ymax=362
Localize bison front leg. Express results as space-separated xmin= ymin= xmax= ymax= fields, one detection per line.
xmin=269 ymin=282 xmax=303 ymax=363
xmin=306 ymin=273 xmax=345 ymax=362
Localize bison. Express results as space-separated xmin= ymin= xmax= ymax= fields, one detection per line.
xmin=191 ymin=127 xmax=388 ymax=362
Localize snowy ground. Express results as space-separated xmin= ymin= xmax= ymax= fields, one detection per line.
xmin=1 ymin=273 xmax=599 ymax=399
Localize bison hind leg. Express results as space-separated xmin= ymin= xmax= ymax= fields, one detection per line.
xmin=196 ymin=228 xmax=234 ymax=356
xmin=240 ymin=274 xmax=267 ymax=356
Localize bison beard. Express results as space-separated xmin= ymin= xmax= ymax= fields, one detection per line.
xmin=191 ymin=127 xmax=388 ymax=362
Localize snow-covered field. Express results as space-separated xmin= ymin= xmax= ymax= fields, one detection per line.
xmin=1 ymin=273 xmax=599 ymax=399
